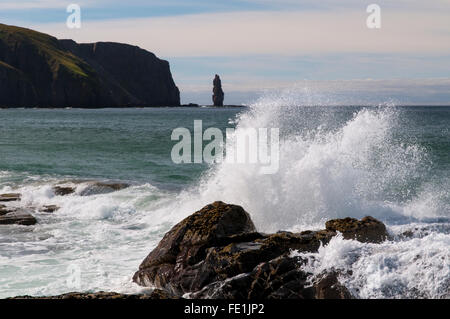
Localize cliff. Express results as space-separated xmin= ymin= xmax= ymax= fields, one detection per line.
xmin=0 ymin=24 xmax=180 ymax=107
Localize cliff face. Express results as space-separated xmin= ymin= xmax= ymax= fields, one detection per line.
xmin=0 ymin=24 xmax=180 ymax=107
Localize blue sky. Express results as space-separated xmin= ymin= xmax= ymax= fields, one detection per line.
xmin=2 ymin=0 xmax=450 ymax=105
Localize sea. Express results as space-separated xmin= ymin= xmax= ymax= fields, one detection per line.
xmin=0 ymin=94 xmax=449 ymax=299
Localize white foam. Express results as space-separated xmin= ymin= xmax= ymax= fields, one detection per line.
xmin=293 ymin=227 xmax=450 ymax=299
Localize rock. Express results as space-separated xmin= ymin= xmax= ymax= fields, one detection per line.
xmin=133 ymin=202 xmax=386 ymax=299
xmin=212 ymin=74 xmax=224 ymax=106
xmin=0 ymin=23 xmax=180 ymax=108
xmin=9 ymin=289 xmax=178 ymax=299
xmin=191 ymin=255 xmax=316 ymax=299
xmin=40 ymin=205 xmax=59 ymax=213
xmin=0 ymin=204 xmax=8 ymax=215
xmin=53 ymin=186 xmax=75 ymax=196
xmin=0 ymin=208 xmax=37 ymax=225
xmin=325 ymin=216 xmax=388 ymax=243
xmin=313 ymin=272 xmax=353 ymax=299
xmin=133 ymin=201 xmax=256 ymax=295
xmin=79 ymin=182 xmax=129 ymax=196
xmin=0 ymin=193 xmax=21 ymax=202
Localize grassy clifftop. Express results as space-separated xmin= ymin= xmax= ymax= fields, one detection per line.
xmin=0 ymin=24 xmax=93 ymax=78
xmin=0 ymin=24 xmax=180 ymax=107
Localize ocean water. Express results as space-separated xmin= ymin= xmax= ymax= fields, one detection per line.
xmin=0 ymin=96 xmax=449 ymax=299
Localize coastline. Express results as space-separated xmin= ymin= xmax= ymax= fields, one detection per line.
xmin=2 ymin=200 xmax=388 ymax=299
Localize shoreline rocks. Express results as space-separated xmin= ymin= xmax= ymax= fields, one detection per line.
xmin=0 ymin=193 xmax=21 ymax=202
xmin=6 ymin=201 xmax=389 ymax=299
xmin=325 ymin=216 xmax=388 ymax=243
xmin=1 ymin=181 xmax=129 ymax=226
xmin=39 ymin=205 xmax=60 ymax=213
xmin=0 ymin=207 xmax=37 ymax=225
xmin=133 ymin=201 xmax=389 ymax=299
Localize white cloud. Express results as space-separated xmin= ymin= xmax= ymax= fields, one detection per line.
xmin=26 ymin=9 xmax=450 ymax=57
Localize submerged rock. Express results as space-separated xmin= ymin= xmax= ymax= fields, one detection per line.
xmin=40 ymin=205 xmax=60 ymax=213
xmin=0 ymin=208 xmax=37 ymax=226
xmin=132 ymin=202 xmax=387 ymax=299
xmin=325 ymin=216 xmax=388 ymax=243
xmin=0 ymin=193 xmax=21 ymax=202
xmin=79 ymin=182 xmax=129 ymax=196
xmin=53 ymin=186 xmax=76 ymax=196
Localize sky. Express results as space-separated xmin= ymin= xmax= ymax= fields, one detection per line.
xmin=2 ymin=0 xmax=450 ymax=105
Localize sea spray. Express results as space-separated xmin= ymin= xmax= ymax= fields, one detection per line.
xmin=177 ymin=97 xmax=434 ymax=232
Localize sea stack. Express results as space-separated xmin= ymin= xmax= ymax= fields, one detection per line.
xmin=212 ymin=74 xmax=224 ymax=106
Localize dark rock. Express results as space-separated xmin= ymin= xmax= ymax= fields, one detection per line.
xmin=191 ymin=255 xmax=316 ymax=299
xmin=40 ymin=205 xmax=59 ymax=213
xmin=0 ymin=193 xmax=21 ymax=202
xmin=53 ymin=186 xmax=75 ymax=196
xmin=313 ymin=272 xmax=353 ymax=299
xmin=0 ymin=204 xmax=8 ymax=215
xmin=79 ymin=182 xmax=129 ymax=196
xmin=9 ymin=289 xmax=178 ymax=299
xmin=212 ymin=74 xmax=224 ymax=106
xmin=133 ymin=202 xmax=386 ymax=299
xmin=0 ymin=208 xmax=37 ymax=225
xmin=133 ymin=201 xmax=256 ymax=294
xmin=325 ymin=216 xmax=388 ymax=243
xmin=0 ymin=23 xmax=180 ymax=108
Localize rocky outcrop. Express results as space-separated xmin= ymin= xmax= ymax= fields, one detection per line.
xmin=79 ymin=182 xmax=129 ymax=196
xmin=53 ymin=186 xmax=76 ymax=196
xmin=0 ymin=207 xmax=37 ymax=225
xmin=40 ymin=205 xmax=59 ymax=213
xmin=133 ymin=202 xmax=388 ymax=299
xmin=0 ymin=23 xmax=180 ymax=108
xmin=133 ymin=201 xmax=257 ymax=294
xmin=0 ymin=193 xmax=21 ymax=202
xmin=212 ymin=74 xmax=224 ymax=106
xmin=53 ymin=181 xmax=129 ymax=196
xmin=325 ymin=216 xmax=388 ymax=243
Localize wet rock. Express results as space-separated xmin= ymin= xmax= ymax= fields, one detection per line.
xmin=133 ymin=201 xmax=256 ymax=295
xmin=196 ymin=230 xmax=335 ymax=288
xmin=313 ymin=272 xmax=353 ymax=299
xmin=0 ymin=193 xmax=21 ymax=202
xmin=0 ymin=208 xmax=37 ymax=226
xmin=79 ymin=182 xmax=129 ymax=196
xmin=133 ymin=202 xmax=386 ymax=299
xmin=53 ymin=186 xmax=75 ymax=196
xmin=40 ymin=205 xmax=60 ymax=213
xmin=325 ymin=216 xmax=388 ymax=243
xmin=191 ymin=255 xmax=315 ymax=299
xmin=212 ymin=74 xmax=224 ymax=106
